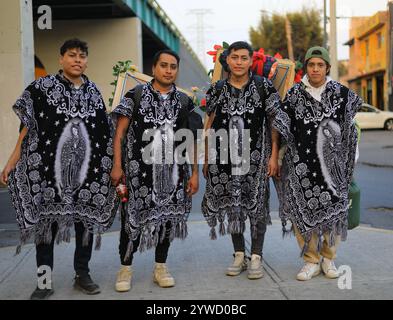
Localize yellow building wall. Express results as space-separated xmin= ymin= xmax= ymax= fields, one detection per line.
xmin=346 ymin=17 xmax=368 ymax=82
xmin=348 ymin=11 xmax=389 ymax=109
xmin=358 ymin=27 xmax=387 ymax=74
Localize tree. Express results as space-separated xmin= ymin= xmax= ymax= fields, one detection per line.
xmin=250 ymin=7 xmax=323 ymax=61
xmin=339 ymin=60 xmax=348 ymax=78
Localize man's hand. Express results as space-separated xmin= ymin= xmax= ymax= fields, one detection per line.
xmin=0 ymin=161 xmax=17 ymax=185
xmin=111 ymin=165 xmax=124 ymax=186
xmin=186 ymin=173 xmax=199 ymax=196
xmin=0 ymin=127 xmax=26 ymax=186
xmin=268 ymin=157 xmax=280 ymax=178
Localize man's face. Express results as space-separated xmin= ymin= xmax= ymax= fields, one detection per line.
xmin=60 ymin=48 xmax=88 ymax=78
xmin=306 ymin=57 xmax=329 ymax=86
xmin=152 ymin=53 xmax=178 ymax=86
xmin=226 ymin=49 xmax=252 ymax=77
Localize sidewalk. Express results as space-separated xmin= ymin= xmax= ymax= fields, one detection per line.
xmin=0 ymin=214 xmax=392 ymax=300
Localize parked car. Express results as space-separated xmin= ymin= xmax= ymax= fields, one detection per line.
xmin=355 ymin=103 xmax=393 ymax=131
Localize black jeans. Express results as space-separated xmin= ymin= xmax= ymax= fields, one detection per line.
xmin=36 ymin=222 xmax=93 ymax=277
xmin=119 ymin=207 xmax=171 ymax=265
xmin=231 ymin=221 xmax=267 ymax=257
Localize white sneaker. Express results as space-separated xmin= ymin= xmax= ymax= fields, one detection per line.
xmin=115 ymin=265 xmax=132 ymax=292
xmin=226 ymin=251 xmax=248 ymax=276
xmin=296 ymin=262 xmax=321 ymax=281
xmin=153 ymin=263 xmax=175 ymax=288
xmin=247 ymin=254 xmax=264 ymax=280
xmin=321 ymin=258 xmax=339 ymax=279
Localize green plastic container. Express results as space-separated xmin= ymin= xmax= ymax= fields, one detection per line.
xmin=348 ymin=180 xmax=361 ymax=230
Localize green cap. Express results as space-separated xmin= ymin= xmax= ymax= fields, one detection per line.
xmin=304 ymin=46 xmax=330 ymax=65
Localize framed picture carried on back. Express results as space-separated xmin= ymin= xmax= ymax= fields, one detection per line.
xmin=111 ymin=70 xmax=194 ymax=110
xmin=210 ymin=48 xmax=295 ymax=101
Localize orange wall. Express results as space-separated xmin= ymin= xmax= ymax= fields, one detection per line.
xmin=355 ymin=12 xmax=388 ymax=75
xmin=347 ymin=17 xmax=367 ymax=81
xmin=347 ymin=12 xmax=389 ymax=109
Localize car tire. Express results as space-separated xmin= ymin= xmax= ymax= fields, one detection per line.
xmin=384 ymin=119 xmax=393 ymax=131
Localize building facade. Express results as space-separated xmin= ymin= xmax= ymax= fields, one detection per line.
xmin=345 ymin=11 xmax=389 ymax=110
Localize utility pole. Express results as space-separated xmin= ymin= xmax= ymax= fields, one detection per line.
xmin=188 ymin=9 xmax=213 ymax=67
xmin=388 ymin=1 xmax=393 ymax=110
xmin=323 ymin=0 xmax=328 ymax=48
xmin=329 ymin=0 xmax=339 ymax=80
xmin=285 ymin=15 xmax=295 ymax=61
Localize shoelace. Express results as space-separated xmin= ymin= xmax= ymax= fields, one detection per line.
xmin=301 ymin=264 xmax=317 ymax=274
xmin=156 ymin=266 xmax=171 ymax=278
xmin=324 ymin=261 xmax=336 ymax=271
xmin=232 ymin=256 xmax=246 ymax=267
xmin=118 ymin=269 xmax=131 ymax=281
xmin=250 ymin=258 xmax=261 ymax=270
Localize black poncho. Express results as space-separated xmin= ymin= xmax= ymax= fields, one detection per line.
xmin=8 ymin=73 xmax=117 ymax=252
xmin=276 ymin=80 xmax=362 ymax=255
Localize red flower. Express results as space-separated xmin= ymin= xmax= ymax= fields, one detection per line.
xmin=251 ymin=48 xmax=266 ymax=76
xmin=207 ymin=44 xmax=223 ymax=63
xmin=199 ymin=98 xmax=207 ymax=112
xmin=294 ymin=69 xmax=303 ymax=83
xmin=274 ymin=53 xmax=283 ymax=59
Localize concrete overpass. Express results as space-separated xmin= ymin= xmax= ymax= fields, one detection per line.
xmin=0 ymin=0 xmax=209 ymax=167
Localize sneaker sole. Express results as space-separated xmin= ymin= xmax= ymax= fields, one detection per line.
xmin=115 ymin=284 xmax=131 ymax=292
xmin=30 ymin=289 xmax=54 ymax=300
xmin=247 ymin=272 xmax=264 ymax=280
xmin=322 ymin=270 xmax=339 ymax=279
xmin=226 ymin=270 xmax=242 ymax=276
xmin=226 ymin=265 xmax=247 ymax=276
xmin=296 ymin=268 xmax=321 ymax=281
xmin=153 ymin=277 xmax=175 ymax=288
xmin=73 ymin=283 xmax=101 ymax=295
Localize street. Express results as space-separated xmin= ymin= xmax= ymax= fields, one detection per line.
xmin=1 ymin=130 xmax=393 ymax=247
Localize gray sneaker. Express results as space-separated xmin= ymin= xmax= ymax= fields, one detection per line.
xmin=248 ymin=254 xmax=264 ymax=279
xmin=226 ymin=251 xmax=248 ymax=276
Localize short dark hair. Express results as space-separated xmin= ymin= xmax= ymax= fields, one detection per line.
xmin=227 ymin=41 xmax=253 ymax=58
xmin=152 ymin=49 xmax=180 ymax=66
xmin=60 ymin=38 xmax=88 ymax=56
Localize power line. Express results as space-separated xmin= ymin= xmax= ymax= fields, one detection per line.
xmin=187 ymin=9 xmax=213 ymax=67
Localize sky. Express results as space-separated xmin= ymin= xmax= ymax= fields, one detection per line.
xmin=157 ymin=0 xmax=390 ymax=69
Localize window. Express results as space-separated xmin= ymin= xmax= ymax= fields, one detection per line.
xmin=366 ymin=79 xmax=372 ymax=105
xmin=360 ymin=105 xmax=377 ymax=113
xmin=377 ymin=33 xmax=382 ymax=49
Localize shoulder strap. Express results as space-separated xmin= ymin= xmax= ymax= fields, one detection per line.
xmin=178 ymin=91 xmax=191 ymax=110
xmin=214 ymin=79 xmax=225 ymax=97
xmin=132 ymin=84 xmax=144 ymax=107
xmin=252 ymin=74 xmax=265 ymax=101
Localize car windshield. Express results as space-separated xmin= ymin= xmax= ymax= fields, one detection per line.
xmin=360 ymin=105 xmax=377 ymax=112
